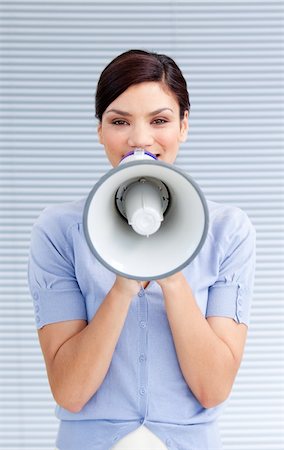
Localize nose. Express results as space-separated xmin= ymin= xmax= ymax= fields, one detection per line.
xmin=127 ymin=124 xmax=154 ymax=149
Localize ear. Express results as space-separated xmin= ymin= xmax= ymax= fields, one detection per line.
xmin=179 ymin=110 xmax=189 ymax=143
xmin=97 ymin=122 xmax=104 ymax=145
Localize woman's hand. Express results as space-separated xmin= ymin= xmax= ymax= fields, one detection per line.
xmin=113 ymin=272 xmax=185 ymax=298
xmin=156 ymin=271 xmax=184 ymax=291
xmin=113 ymin=275 xmax=142 ymax=298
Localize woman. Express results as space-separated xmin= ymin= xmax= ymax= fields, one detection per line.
xmin=28 ymin=49 xmax=256 ymax=450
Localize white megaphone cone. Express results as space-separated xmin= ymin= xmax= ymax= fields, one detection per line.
xmin=83 ymin=149 xmax=208 ymax=280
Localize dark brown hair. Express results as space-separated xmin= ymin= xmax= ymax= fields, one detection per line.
xmin=95 ymin=49 xmax=190 ymax=121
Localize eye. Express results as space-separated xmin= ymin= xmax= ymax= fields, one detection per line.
xmin=152 ymin=118 xmax=168 ymax=125
xmin=112 ymin=119 xmax=129 ymax=126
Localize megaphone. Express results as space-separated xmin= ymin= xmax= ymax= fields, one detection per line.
xmin=83 ymin=149 xmax=208 ymax=280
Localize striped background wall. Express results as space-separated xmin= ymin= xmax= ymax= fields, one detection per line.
xmin=0 ymin=1 xmax=283 ymax=449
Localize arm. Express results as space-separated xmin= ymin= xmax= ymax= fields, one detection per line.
xmin=38 ymin=277 xmax=140 ymax=413
xmin=157 ymin=272 xmax=248 ymax=409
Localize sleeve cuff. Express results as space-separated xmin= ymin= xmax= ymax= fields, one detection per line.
xmin=206 ymin=282 xmax=250 ymax=326
xmin=31 ymin=286 xmax=87 ymax=329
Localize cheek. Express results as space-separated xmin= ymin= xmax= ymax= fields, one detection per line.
xmin=108 ymin=129 xmax=129 ymax=149
xmin=156 ymin=127 xmax=181 ymax=146
xmin=101 ymin=129 xmax=126 ymax=166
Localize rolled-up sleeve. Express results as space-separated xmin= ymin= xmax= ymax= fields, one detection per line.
xmin=206 ymin=208 xmax=256 ymax=326
xmin=28 ymin=208 xmax=87 ymax=329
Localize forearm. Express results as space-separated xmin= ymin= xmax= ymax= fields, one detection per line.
xmin=49 ymin=283 xmax=133 ymax=412
xmin=161 ymin=274 xmax=237 ymax=408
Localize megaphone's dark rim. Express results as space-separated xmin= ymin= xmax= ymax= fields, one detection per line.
xmin=83 ymin=159 xmax=209 ymax=280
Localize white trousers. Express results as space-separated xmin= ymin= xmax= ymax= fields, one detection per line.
xmin=110 ymin=425 xmax=167 ymax=450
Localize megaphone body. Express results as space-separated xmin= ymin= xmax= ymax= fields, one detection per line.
xmin=83 ymin=150 xmax=209 ymax=280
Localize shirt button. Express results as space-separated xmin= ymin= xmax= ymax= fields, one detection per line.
xmin=112 ymin=435 xmax=120 ymax=442
xmin=166 ymin=438 xmax=172 ymax=447
xmin=139 ymin=387 xmax=146 ymax=395
xmin=140 ymin=418 xmax=144 ymax=424
xmin=139 ymin=354 xmax=146 ymax=362
xmin=138 ymin=289 xmax=144 ymax=297
xmin=33 ymin=291 xmax=39 ymax=301
xmin=35 ymin=305 xmax=39 ymax=313
xmin=139 ymin=321 xmax=146 ymax=329
xmin=36 ymin=315 xmax=40 ymax=323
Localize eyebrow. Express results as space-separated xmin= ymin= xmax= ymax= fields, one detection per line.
xmin=105 ymin=107 xmax=174 ymax=116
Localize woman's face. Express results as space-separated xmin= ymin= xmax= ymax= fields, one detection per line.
xmin=98 ymin=81 xmax=188 ymax=167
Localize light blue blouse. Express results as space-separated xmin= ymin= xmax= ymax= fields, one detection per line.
xmin=28 ymin=196 xmax=256 ymax=450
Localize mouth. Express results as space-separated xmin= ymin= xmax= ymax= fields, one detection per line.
xmin=149 ymin=152 xmax=161 ymax=159
xmin=122 ymin=150 xmax=161 ymax=160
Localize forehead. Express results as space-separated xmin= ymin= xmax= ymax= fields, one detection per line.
xmin=107 ymin=81 xmax=179 ymax=112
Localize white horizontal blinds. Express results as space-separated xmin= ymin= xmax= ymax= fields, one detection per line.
xmin=0 ymin=1 xmax=283 ymax=449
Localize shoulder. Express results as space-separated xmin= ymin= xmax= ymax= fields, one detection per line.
xmin=207 ymin=199 xmax=255 ymax=232
xmin=206 ymin=199 xmax=256 ymax=250
xmin=32 ymin=197 xmax=86 ymax=241
xmin=207 ymin=199 xmax=251 ymax=224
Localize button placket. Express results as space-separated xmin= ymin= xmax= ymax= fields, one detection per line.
xmin=137 ymin=287 xmax=148 ymax=418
